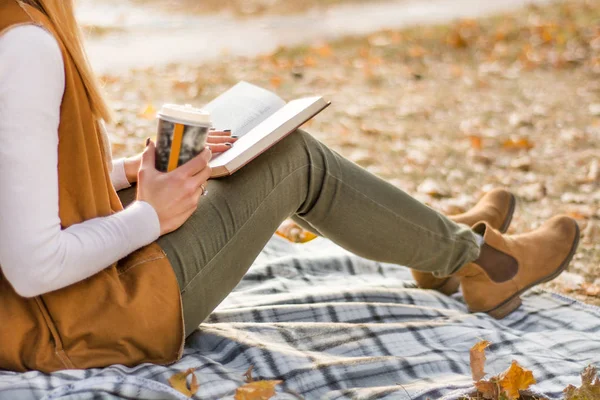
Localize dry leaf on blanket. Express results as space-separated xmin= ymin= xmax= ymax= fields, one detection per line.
xmin=474 ymin=380 xmax=499 ymax=399
xmin=497 ymin=361 xmax=536 ymax=399
xmin=470 ymin=340 xmax=491 ymax=381
xmin=564 ymin=365 xmax=600 ymax=400
xmin=168 ymin=368 xmax=200 ymax=398
xmin=235 ymin=380 xmax=283 ymax=400
xmin=244 ymin=365 xmax=255 ymax=383
xmin=469 ymin=340 xmax=536 ymax=400
xmin=276 ymin=220 xmax=318 ymax=243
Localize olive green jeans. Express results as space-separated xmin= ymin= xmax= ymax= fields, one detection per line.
xmin=119 ymin=129 xmax=480 ymax=336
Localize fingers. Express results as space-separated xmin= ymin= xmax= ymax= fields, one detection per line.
xmin=139 ymin=139 xmax=158 ymax=179
xmin=206 ymin=135 xmax=238 ymax=144
xmin=207 ymin=143 xmax=233 ymax=154
xmin=175 ymin=147 xmax=212 ymax=177
xmin=141 ymin=139 xmax=156 ymax=166
xmin=208 ymin=129 xmax=233 ymax=136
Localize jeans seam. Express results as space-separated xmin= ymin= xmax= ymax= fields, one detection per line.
xmin=180 ymin=163 xmax=311 ymax=294
xmin=310 ymin=164 xmax=479 ymax=249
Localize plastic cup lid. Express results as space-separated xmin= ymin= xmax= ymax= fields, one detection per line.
xmin=158 ymin=104 xmax=211 ymax=125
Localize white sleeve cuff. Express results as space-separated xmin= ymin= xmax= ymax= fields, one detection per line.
xmin=121 ymin=201 xmax=162 ymax=246
xmin=110 ymin=158 xmax=131 ymax=191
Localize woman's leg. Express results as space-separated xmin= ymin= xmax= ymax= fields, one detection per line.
xmin=121 ymin=129 xmax=478 ymax=335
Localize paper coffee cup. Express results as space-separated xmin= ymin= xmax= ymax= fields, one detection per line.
xmin=155 ymin=104 xmax=212 ymax=172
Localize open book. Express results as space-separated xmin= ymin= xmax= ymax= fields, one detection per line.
xmin=204 ymin=81 xmax=330 ymax=178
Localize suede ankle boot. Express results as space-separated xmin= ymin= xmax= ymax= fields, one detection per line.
xmin=411 ymin=188 xmax=516 ymax=295
xmin=457 ymin=215 xmax=580 ymax=318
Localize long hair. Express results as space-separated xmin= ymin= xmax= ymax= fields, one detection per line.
xmin=17 ymin=0 xmax=112 ymax=122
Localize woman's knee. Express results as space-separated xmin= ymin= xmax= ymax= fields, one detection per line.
xmin=272 ymin=129 xmax=325 ymax=166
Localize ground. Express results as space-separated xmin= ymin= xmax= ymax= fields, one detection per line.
xmin=131 ymin=0 xmax=374 ymax=16
xmin=101 ymin=0 xmax=600 ymax=305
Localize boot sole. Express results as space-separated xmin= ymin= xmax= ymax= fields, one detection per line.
xmin=434 ymin=193 xmax=517 ymax=295
xmin=483 ymin=220 xmax=581 ymax=319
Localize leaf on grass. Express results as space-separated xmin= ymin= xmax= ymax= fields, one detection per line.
xmin=564 ymin=365 xmax=600 ymax=400
xmin=581 ymin=283 xmax=600 ymax=297
xmin=497 ymin=360 xmax=536 ymax=400
xmin=315 ymin=44 xmax=333 ymax=58
xmin=168 ymin=368 xmax=199 ymax=398
xmin=139 ymin=104 xmax=157 ymax=120
xmin=502 ymin=138 xmax=534 ymax=151
xmin=470 ymin=340 xmax=491 ymax=381
xmin=234 ymin=380 xmax=283 ymax=400
xmin=270 ymin=76 xmax=282 ymax=89
xmin=469 ymin=135 xmax=483 ymax=150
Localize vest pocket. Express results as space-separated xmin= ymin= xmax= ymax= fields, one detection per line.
xmin=33 ymin=297 xmax=75 ymax=369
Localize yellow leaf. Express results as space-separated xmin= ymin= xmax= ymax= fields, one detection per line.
xmin=139 ymin=104 xmax=157 ymax=120
xmin=503 ymin=138 xmax=534 ymax=151
xmin=234 ymin=380 xmax=283 ymax=400
xmin=270 ymin=76 xmax=282 ymax=89
xmin=303 ymin=56 xmax=317 ymax=67
xmin=276 ymin=220 xmax=318 ymax=243
xmin=470 ymin=340 xmax=491 ymax=381
xmin=446 ymin=31 xmax=468 ymax=49
xmin=168 ymin=368 xmax=200 ymax=398
xmin=498 ymin=361 xmax=536 ymax=400
xmin=469 ymin=135 xmax=483 ymax=150
xmin=315 ymin=44 xmax=332 ymax=58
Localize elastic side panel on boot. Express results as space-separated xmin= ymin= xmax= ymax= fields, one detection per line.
xmin=475 ymin=243 xmax=519 ymax=283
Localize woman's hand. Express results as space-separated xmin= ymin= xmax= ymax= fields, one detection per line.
xmin=123 ymin=130 xmax=236 ymax=184
xmin=206 ymin=130 xmax=238 ymax=157
xmin=136 ymin=140 xmax=212 ymax=235
xmin=123 ymin=153 xmax=143 ymax=184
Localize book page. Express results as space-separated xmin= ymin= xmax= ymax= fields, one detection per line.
xmin=202 ymin=81 xmax=286 ymax=137
xmin=209 ymin=96 xmax=328 ymax=174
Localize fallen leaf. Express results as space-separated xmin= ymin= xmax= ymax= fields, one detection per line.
xmin=139 ymin=104 xmax=157 ymax=120
xmin=270 ymin=76 xmax=282 ymax=88
xmin=502 ymin=138 xmax=534 ymax=151
xmin=497 ymin=361 xmax=536 ymax=400
xmin=474 ymin=380 xmax=498 ymax=399
xmin=244 ymin=365 xmax=255 ymax=383
xmin=469 ymin=135 xmax=483 ymax=150
xmin=564 ymin=365 xmax=600 ymax=400
xmin=581 ymin=283 xmax=600 ymax=297
xmin=276 ymin=220 xmax=318 ymax=243
xmin=315 ymin=44 xmax=332 ymax=58
xmin=235 ymin=380 xmax=283 ymax=400
xmin=168 ymin=368 xmax=199 ymax=398
xmin=470 ymin=340 xmax=491 ymax=381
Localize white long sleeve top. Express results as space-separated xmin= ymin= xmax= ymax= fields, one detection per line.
xmin=0 ymin=25 xmax=161 ymax=298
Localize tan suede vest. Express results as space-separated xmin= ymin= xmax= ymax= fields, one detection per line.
xmin=0 ymin=0 xmax=184 ymax=373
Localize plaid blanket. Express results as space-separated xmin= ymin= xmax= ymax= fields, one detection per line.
xmin=1 ymin=236 xmax=599 ymax=400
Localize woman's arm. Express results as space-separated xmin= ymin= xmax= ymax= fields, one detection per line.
xmin=110 ymin=158 xmax=133 ymax=191
xmin=0 ymin=26 xmax=160 ymax=298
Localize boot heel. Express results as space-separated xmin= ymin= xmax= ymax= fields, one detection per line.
xmin=437 ymin=277 xmax=460 ymax=296
xmin=487 ymin=296 xmax=522 ymax=319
